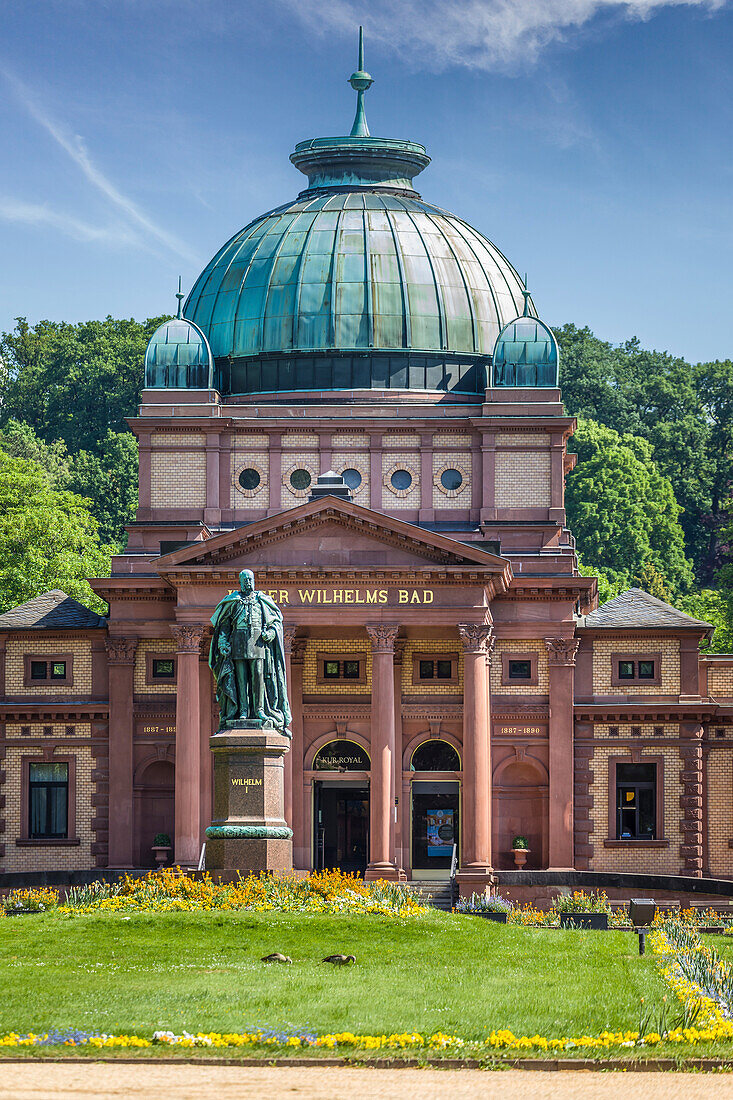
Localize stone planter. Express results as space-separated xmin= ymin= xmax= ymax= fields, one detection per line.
xmin=151 ymin=845 xmax=172 ymax=867
xmin=559 ymin=912 xmax=609 ymax=930
xmin=512 ymin=847 xmax=529 ymax=869
xmin=475 ymin=911 xmax=508 ymax=923
xmin=4 ymin=909 xmax=42 ymax=917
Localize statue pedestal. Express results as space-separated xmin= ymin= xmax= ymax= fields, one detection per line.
xmin=205 ymin=723 xmax=292 ymax=874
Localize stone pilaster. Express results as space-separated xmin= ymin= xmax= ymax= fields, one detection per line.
xmin=545 ymin=636 xmax=579 ymax=869
xmin=365 ymin=624 xmax=400 ymax=880
xmin=457 ymin=623 xmax=494 ymax=887
xmin=105 ymin=637 xmax=137 ymax=867
xmin=680 ymin=721 xmax=704 ymax=877
xmin=172 ymin=623 xmax=205 ymax=866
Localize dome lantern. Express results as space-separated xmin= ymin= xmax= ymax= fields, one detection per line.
xmin=144 ymin=283 xmax=214 ymax=389
xmin=491 ymin=281 xmax=558 ymax=388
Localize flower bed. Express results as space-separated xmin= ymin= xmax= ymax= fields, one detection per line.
xmin=1 ymin=869 xmax=427 ymax=919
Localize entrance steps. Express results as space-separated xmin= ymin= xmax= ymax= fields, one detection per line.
xmin=408 ymin=879 xmax=455 ymax=911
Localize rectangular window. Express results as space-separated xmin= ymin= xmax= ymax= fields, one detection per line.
xmin=436 ymin=659 xmax=453 ymax=680
xmin=618 ymin=661 xmax=635 ymax=679
xmin=30 ymin=661 xmax=48 ymax=680
xmin=322 ymin=659 xmax=362 ymax=682
xmin=616 ymin=762 xmax=656 ymax=839
xmin=29 ymin=762 xmax=68 ymax=839
xmin=611 ymin=653 xmax=662 ymax=686
xmin=24 ymin=655 xmax=73 ymax=687
xmin=50 ymin=661 xmax=67 ymax=680
xmin=419 ymin=660 xmax=435 ymax=680
xmin=152 ymin=658 xmax=175 ymax=679
xmin=412 ymin=653 xmax=459 ymax=686
xmin=508 ymin=659 xmax=532 ymax=680
xmin=638 ymin=660 xmax=655 ymax=680
xmin=343 ymin=660 xmax=360 ymax=680
xmin=323 ymin=660 xmax=341 ymax=680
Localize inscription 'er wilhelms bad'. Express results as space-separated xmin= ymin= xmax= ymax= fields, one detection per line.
xmin=205 ymin=569 xmax=294 ymax=874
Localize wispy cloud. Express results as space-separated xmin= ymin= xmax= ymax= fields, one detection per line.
xmin=0 ymin=197 xmax=144 ymax=246
xmin=280 ymin=0 xmax=729 ymax=71
xmin=2 ymin=70 xmax=197 ymax=262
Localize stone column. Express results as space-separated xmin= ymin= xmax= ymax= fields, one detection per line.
xmin=172 ymin=623 xmax=205 ymax=867
xmin=105 ymin=637 xmax=137 ymax=867
xmin=393 ymin=639 xmax=407 ymax=875
xmin=287 ymin=635 xmax=307 ymax=868
xmin=680 ymin=721 xmax=704 ymax=877
xmin=545 ymin=637 xmax=580 ymax=869
xmin=457 ymin=623 xmax=494 ymax=885
xmin=198 ymin=633 xmax=214 ymax=842
xmin=365 ymin=624 xmax=400 ymax=880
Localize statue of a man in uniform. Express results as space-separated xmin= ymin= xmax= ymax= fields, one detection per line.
xmin=209 ymin=569 xmax=291 ymax=732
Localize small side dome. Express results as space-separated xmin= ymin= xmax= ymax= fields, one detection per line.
xmin=492 ymin=314 xmax=559 ymax=388
xmin=144 ymin=317 xmax=214 ymax=389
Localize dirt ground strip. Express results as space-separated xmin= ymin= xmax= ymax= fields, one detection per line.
xmin=1 ymin=1064 xmax=733 ymax=1099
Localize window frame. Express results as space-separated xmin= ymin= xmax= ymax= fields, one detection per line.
xmin=606 ymin=753 xmax=665 ymax=845
xmin=146 ymin=652 xmax=178 ymax=685
xmin=611 ymin=653 xmax=662 ymax=687
xmin=411 ymin=652 xmax=459 ymax=687
xmin=23 ymin=654 xmax=74 ymax=688
xmin=17 ymin=754 xmax=79 ymax=846
xmin=500 ymin=652 xmax=539 ymax=687
xmin=316 ymin=653 xmax=367 ymax=687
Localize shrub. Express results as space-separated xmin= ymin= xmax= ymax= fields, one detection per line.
xmin=511 ymin=835 xmax=528 ymax=850
xmin=153 ymin=834 xmax=172 ymax=847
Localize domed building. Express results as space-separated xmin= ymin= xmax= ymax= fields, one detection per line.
xmin=4 ymin=35 xmax=730 ymax=906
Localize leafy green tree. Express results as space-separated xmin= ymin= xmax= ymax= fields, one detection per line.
xmin=0 ymin=418 xmax=71 ymax=485
xmin=677 ymin=588 xmax=733 ymax=654
xmin=0 ymin=315 xmax=167 ymax=453
xmin=68 ymin=431 xmax=138 ymax=547
xmin=566 ymin=420 xmax=693 ymax=594
xmin=0 ymin=452 xmax=110 ymax=614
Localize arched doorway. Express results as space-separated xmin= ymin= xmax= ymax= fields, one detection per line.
xmin=493 ymin=758 xmax=548 ymax=869
xmin=312 ymin=739 xmax=370 ymax=874
xmin=410 ymin=739 xmax=461 ymax=879
xmin=134 ymin=759 xmax=175 ymax=867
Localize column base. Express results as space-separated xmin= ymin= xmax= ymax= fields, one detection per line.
xmin=456 ymin=867 xmax=496 ymax=898
xmin=364 ymin=862 xmax=401 ymax=882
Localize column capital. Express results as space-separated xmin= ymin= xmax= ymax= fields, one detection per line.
xmin=282 ymin=626 xmax=307 ymax=664
xmin=171 ymin=623 xmax=206 ymax=653
xmin=366 ymin=624 xmax=400 ymax=654
xmin=457 ymin=623 xmax=494 ymax=656
xmin=105 ymin=636 xmax=138 ymax=665
xmin=544 ymin=637 xmax=580 ymax=666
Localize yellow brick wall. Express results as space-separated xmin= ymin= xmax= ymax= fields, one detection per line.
xmin=303 ymin=639 xmax=371 ymax=695
xmin=496 ymin=432 xmax=548 ymax=446
xmin=282 ymin=432 xmax=319 ymax=449
xmin=708 ymin=747 xmax=733 ymax=876
xmin=2 ymin=740 xmax=94 ymax=872
xmin=231 ymin=450 xmax=269 ymax=509
xmin=708 ymin=667 xmax=733 ymax=695
xmin=381 ymin=453 xmax=420 ymax=510
xmin=151 ymin=431 xmax=205 ymax=446
xmin=232 ymin=432 xmax=269 ymax=448
xmin=332 ymin=454 xmax=370 ymax=507
xmin=151 ymin=451 xmax=206 ymax=508
xmin=432 ymin=452 xmax=471 ymax=509
xmin=5 ymin=638 xmax=92 ymax=696
xmin=589 ymin=742 xmax=682 ymax=874
xmin=281 ymin=456 xmax=320 ymax=509
xmin=592 ymin=638 xmax=680 ymax=695
xmin=401 ymin=640 xmax=463 ymax=696
xmin=331 ymin=432 xmax=368 ymax=448
xmin=495 ymin=451 xmax=551 ymax=508
xmin=383 ymin=434 xmax=420 ymax=449
xmin=434 ymin=432 xmax=473 ymax=447
xmin=490 ymin=640 xmax=549 ymax=695
xmin=134 ymin=640 xmax=177 ymax=695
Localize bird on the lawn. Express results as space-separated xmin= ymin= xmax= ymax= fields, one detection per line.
xmin=322 ymin=954 xmax=356 ymax=965
xmin=261 ymin=953 xmax=292 ymax=964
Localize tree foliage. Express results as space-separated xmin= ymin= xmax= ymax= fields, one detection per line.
xmin=0 ymin=452 xmax=110 ymax=614
xmin=566 ymin=420 xmax=693 ymax=594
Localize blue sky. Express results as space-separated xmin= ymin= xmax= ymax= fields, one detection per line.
xmin=1 ymin=0 xmax=731 ymax=362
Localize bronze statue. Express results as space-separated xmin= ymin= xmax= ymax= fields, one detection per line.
xmin=209 ymin=569 xmax=291 ymax=731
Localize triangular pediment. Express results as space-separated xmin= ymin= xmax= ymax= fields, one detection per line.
xmin=155 ymin=496 xmax=512 ymax=578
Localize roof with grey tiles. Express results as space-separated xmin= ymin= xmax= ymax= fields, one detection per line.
xmin=0 ymin=590 xmax=106 ymax=631
xmin=579 ymin=588 xmax=712 ymax=633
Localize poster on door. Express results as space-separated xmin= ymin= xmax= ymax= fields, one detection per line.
xmin=426 ymin=808 xmax=454 ymax=857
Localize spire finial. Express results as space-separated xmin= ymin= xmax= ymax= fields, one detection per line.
xmin=175 ymin=275 xmax=185 ymax=319
xmin=522 ymin=273 xmax=531 ymax=317
xmin=348 ymin=26 xmax=373 ymax=138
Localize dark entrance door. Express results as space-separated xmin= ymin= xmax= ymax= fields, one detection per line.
xmin=314 ymin=782 xmax=369 ymax=874
xmin=412 ymin=781 xmax=460 ymax=871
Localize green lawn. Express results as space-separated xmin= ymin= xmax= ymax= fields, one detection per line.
xmin=1 ymin=910 xmax=663 ymax=1043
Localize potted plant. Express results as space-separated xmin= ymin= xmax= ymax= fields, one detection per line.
xmin=151 ymin=833 xmax=173 ymax=867
xmin=554 ymin=890 xmax=611 ymax=930
xmin=456 ymin=892 xmax=513 ymax=922
xmin=512 ymin=835 xmax=529 ymax=869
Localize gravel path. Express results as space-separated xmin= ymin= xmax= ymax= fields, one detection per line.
xmin=0 ymin=1064 xmax=731 ymax=1099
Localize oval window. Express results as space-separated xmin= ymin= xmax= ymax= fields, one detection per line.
xmin=342 ymin=468 xmax=362 ymax=490
xmin=289 ymin=469 xmax=312 ymax=491
xmin=238 ymin=468 xmax=261 ymax=491
xmin=411 ymin=740 xmax=460 ymax=771
xmin=313 ymin=739 xmax=370 ymax=772
xmin=390 ymin=469 xmax=412 ymax=491
xmin=440 ymin=468 xmax=463 ymax=491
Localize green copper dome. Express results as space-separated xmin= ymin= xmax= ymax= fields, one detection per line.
xmin=182 ymin=34 xmax=535 ymax=397
xmin=145 ymin=316 xmax=213 ymax=389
